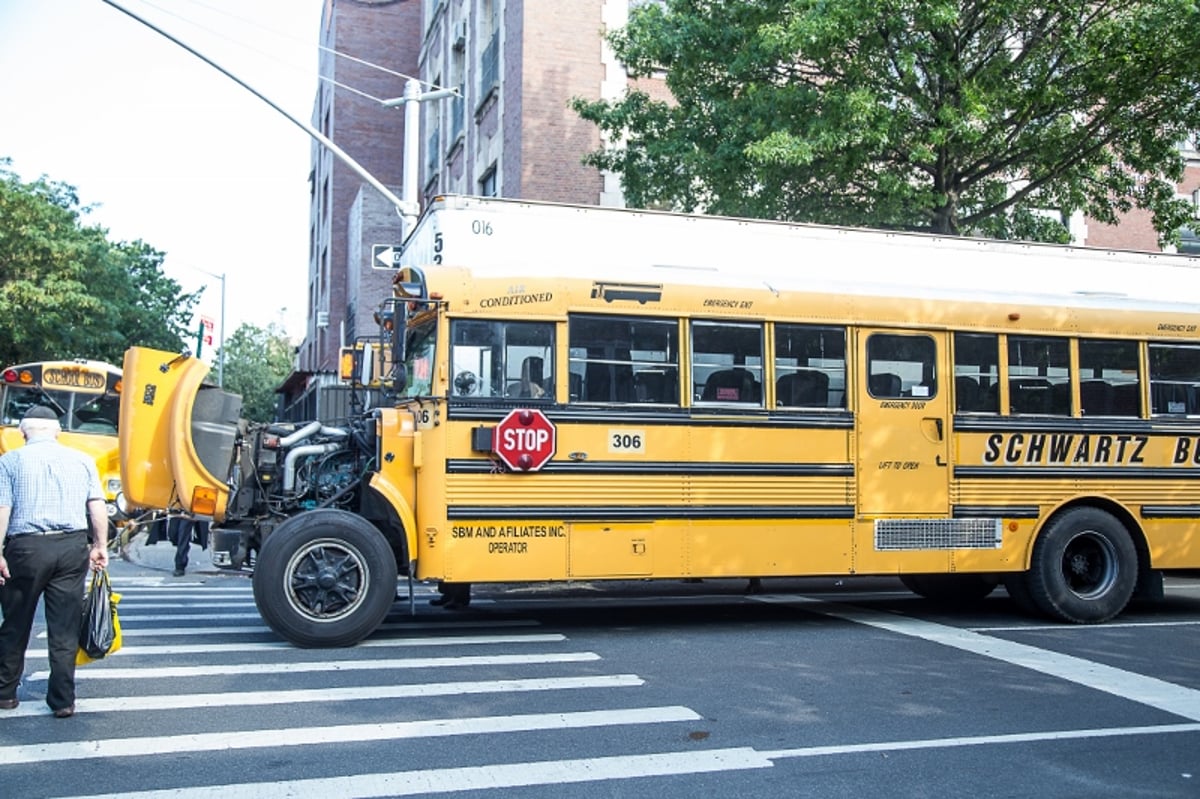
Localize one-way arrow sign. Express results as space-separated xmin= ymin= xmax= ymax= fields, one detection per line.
xmin=372 ymin=244 xmax=402 ymax=269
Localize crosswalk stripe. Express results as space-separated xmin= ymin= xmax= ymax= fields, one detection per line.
xmin=4 ymin=674 xmax=642 ymax=717
xmin=108 ymin=586 xmax=253 ymax=594
xmin=0 ymin=706 xmax=701 ymax=765
xmin=50 ymin=747 xmax=773 ymax=799
xmin=82 ymin=612 xmax=265 ymax=623
xmin=106 ymin=601 xmax=259 ymax=609
xmin=40 ymin=617 xmax=540 ymax=638
xmin=38 ymin=651 xmax=602 ymax=681
xmin=56 ymin=722 xmax=1200 ymax=799
xmin=24 ymin=632 xmax=566 ymax=659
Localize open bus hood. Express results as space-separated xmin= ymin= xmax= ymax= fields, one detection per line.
xmin=118 ymin=347 xmax=243 ymax=521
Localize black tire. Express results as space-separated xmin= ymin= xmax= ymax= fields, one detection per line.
xmin=1001 ymin=573 xmax=1040 ymax=616
xmin=900 ymin=573 xmax=998 ymax=603
xmin=1026 ymin=508 xmax=1137 ymax=624
xmin=253 ymin=509 xmax=399 ymax=647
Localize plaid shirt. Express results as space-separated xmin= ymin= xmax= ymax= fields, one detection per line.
xmin=0 ymin=435 xmax=104 ymax=535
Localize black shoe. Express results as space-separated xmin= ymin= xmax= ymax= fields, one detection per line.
xmin=429 ymin=594 xmax=452 ymax=606
xmin=444 ymin=596 xmax=471 ymax=610
xmin=173 ymin=569 xmax=185 ymax=577
xmin=0 ymin=697 xmax=18 ymax=710
xmin=52 ymin=704 xmax=75 ymax=718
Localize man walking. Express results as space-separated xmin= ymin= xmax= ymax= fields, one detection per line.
xmin=0 ymin=405 xmax=108 ymax=718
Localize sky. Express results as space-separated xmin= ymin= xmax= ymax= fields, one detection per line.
xmin=0 ymin=0 xmax=327 ymax=353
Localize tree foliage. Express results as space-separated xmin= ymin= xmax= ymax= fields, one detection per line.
xmin=220 ymin=322 xmax=294 ymax=423
xmin=0 ymin=161 xmax=199 ymax=365
xmin=574 ymin=0 xmax=1200 ymax=242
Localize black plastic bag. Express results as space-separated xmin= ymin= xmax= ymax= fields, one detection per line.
xmin=78 ymin=570 xmax=117 ymax=661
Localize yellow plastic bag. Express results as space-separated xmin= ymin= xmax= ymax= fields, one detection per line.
xmin=76 ymin=570 xmax=122 ymax=665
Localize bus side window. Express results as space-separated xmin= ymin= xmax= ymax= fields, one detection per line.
xmin=450 ymin=319 xmax=553 ymax=400
xmin=774 ymin=324 xmax=845 ymax=408
xmin=569 ymin=315 xmax=680 ymax=405
xmin=952 ymin=333 xmax=999 ymax=413
xmin=866 ymin=333 xmax=936 ymax=400
xmin=1008 ymin=336 xmax=1071 ymax=415
xmin=1078 ymin=339 xmax=1140 ymax=417
xmin=1149 ymin=343 xmax=1200 ymax=416
xmin=692 ymin=320 xmax=763 ymax=407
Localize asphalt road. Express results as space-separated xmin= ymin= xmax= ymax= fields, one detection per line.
xmin=2 ymin=555 xmax=1198 ymax=798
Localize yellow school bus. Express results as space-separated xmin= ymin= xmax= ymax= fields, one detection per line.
xmin=118 ymin=196 xmax=1200 ymax=647
xmin=1 ymin=359 xmax=128 ymax=530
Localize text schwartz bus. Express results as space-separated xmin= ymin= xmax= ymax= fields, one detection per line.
xmin=1 ymin=359 xmax=128 ymax=532
xmin=118 ymin=196 xmax=1200 ymax=647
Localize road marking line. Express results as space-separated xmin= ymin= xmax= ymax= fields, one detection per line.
xmin=52 ymin=748 xmax=773 ymax=799
xmin=108 ymin=586 xmax=253 ymax=594
xmin=37 ymin=618 xmax=540 ymax=639
xmin=763 ymin=722 xmax=1200 ymax=760
xmin=6 ymin=674 xmax=641 ymax=717
xmin=49 ymin=723 xmax=1200 ymax=799
xmin=24 ymin=632 xmax=566 ymax=659
xmin=0 ymin=706 xmax=701 ymax=765
xmin=106 ymin=601 xmax=259 ymax=609
xmin=768 ymin=597 xmax=1200 ymax=722
xmin=35 ymin=651 xmax=602 ymax=681
xmin=969 ymin=620 xmax=1200 ymax=632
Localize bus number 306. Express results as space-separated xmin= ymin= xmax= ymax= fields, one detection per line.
xmin=609 ymin=430 xmax=645 ymax=453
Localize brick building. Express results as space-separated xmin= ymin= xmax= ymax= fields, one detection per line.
xmin=282 ymin=1 xmax=1200 ymax=419
xmin=1081 ymin=135 xmax=1200 ymax=256
xmin=284 ymin=0 xmax=631 ymax=419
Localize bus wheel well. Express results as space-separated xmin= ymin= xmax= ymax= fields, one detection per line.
xmin=359 ymin=487 xmax=411 ymax=575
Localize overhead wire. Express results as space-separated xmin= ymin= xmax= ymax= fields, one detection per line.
xmin=121 ymin=0 xmax=458 ymax=104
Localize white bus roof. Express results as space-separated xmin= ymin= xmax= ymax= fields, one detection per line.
xmin=400 ymin=195 xmax=1200 ymax=312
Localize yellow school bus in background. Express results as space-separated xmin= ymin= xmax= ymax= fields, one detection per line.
xmin=118 ymin=196 xmax=1200 ymax=647
xmin=1 ymin=359 xmax=128 ymax=531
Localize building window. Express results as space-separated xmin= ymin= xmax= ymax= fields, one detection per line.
xmin=479 ymin=164 xmax=497 ymax=197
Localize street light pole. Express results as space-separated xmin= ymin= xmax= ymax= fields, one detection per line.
xmin=382 ymin=79 xmax=459 ymax=237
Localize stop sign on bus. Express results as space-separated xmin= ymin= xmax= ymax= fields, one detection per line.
xmin=493 ymin=408 xmax=556 ymax=471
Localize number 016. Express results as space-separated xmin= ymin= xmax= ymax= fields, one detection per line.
xmin=608 ymin=429 xmax=645 ymax=453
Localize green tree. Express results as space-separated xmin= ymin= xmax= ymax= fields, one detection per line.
xmin=0 ymin=161 xmax=198 ymax=364
xmin=220 ymin=322 xmax=294 ymax=422
xmin=574 ymin=0 xmax=1200 ymax=242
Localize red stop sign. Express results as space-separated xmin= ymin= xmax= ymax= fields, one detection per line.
xmin=493 ymin=408 xmax=557 ymax=471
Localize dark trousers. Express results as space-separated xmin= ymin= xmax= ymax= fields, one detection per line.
xmin=168 ymin=517 xmax=192 ymax=571
xmin=168 ymin=518 xmax=209 ymax=572
xmin=0 ymin=531 xmax=89 ymax=710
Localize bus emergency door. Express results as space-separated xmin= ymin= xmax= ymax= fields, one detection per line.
xmin=854 ymin=328 xmax=950 ymax=516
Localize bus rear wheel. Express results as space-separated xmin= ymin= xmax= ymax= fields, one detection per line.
xmin=253 ymin=509 xmax=398 ymax=648
xmin=900 ymin=573 xmax=998 ymax=603
xmin=1025 ymin=508 xmax=1137 ymax=624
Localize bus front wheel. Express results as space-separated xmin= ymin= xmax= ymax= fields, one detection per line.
xmin=1025 ymin=508 xmax=1137 ymax=624
xmin=253 ymin=509 xmax=398 ymax=648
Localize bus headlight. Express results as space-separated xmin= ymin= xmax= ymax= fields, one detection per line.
xmin=107 ymin=478 xmax=122 ymax=495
